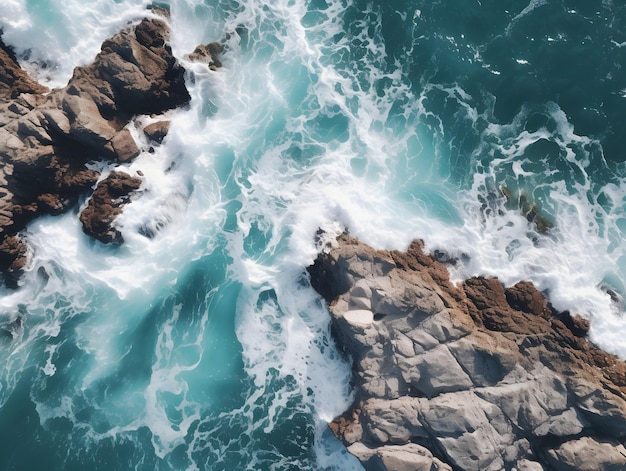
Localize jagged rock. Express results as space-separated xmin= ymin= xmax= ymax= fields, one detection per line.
xmin=0 ymin=10 xmax=193 ymax=285
xmin=36 ymin=193 xmax=65 ymax=214
xmin=545 ymin=437 xmax=626 ymax=471
xmin=143 ymin=120 xmax=170 ymax=143
xmin=148 ymin=4 xmax=171 ymax=18
xmin=0 ymin=35 xmax=49 ymax=99
xmin=79 ymin=171 xmax=142 ymax=244
xmin=61 ymin=93 xmax=117 ymax=148
xmin=0 ymin=235 xmax=27 ymax=288
xmin=185 ymin=42 xmax=223 ymax=70
xmin=308 ymin=233 xmax=626 ymax=471
xmin=111 ymin=129 xmax=140 ymax=162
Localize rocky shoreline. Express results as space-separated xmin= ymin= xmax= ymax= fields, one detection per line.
xmin=309 ymin=233 xmax=626 ymax=471
xmin=5 ymin=6 xmax=626 ymax=471
xmin=0 ymin=6 xmax=220 ymax=287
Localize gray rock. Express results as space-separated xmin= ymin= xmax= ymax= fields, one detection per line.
xmin=410 ymin=345 xmax=474 ymax=397
xmin=348 ymin=442 xmax=453 ymax=471
xmin=575 ymin=387 xmax=626 ymax=436
xmin=546 ymin=437 xmax=626 ymax=471
xmin=308 ymin=233 xmax=626 ymax=471
xmin=515 ymin=460 xmax=545 ymax=471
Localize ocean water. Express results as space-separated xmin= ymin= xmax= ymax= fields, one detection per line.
xmin=0 ymin=0 xmax=625 ymax=469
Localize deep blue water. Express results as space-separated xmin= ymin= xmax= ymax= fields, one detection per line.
xmin=1 ymin=0 xmax=626 ymax=469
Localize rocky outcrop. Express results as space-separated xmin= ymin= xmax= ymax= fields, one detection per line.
xmin=79 ymin=171 xmax=142 ymax=244
xmin=0 ymin=9 xmax=200 ymax=285
xmin=0 ymin=35 xmax=49 ymax=99
xmin=185 ymin=42 xmax=223 ymax=71
xmin=309 ymin=233 xmax=626 ymax=471
xmin=143 ymin=120 xmax=170 ymax=144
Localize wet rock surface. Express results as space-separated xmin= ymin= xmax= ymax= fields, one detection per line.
xmin=79 ymin=171 xmax=143 ymax=244
xmin=185 ymin=42 xmax=224 ymax=70
xmin=0 ymin=36 xmax=49 ymax=99
xmin=143 ymin=120 xmax=171 ymax=144
xmin=309 ymin=233 xmax=626 ymax=471
xmin=0 ymin=10 xmax=192 ymax=285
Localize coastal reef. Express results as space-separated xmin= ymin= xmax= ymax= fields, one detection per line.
xmin=309 ymin=233 xmax=626 ymax=471
xmin=0 ymin=8 xmax=222 ymax=286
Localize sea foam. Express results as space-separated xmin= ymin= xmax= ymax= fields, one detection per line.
xmin=1 ymin=0 xmax=626 ymax=469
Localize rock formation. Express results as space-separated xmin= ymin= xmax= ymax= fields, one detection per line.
xmin=308 ymin=233 xmax=626 ymax=471
xmin=184 ymin=42 xmax=224 ymax=71
xmin=79 ymin=171 xmax=143 ymax=244
xmin=143 ymin=120 xmax=171 ymax=144
xmin=0 ymin=7 xmax=223 ymax=286
xmin=0 ymin=36 xmax=48 ymax=99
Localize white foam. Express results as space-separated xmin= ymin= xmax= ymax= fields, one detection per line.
xmin=2 ymin=0 xmax=626 ymax=469
xmin=507 ymin=0 xmax=549 ymax=35
xmin=1 ymin=0 xmax=152 ymax=88
xmin=414 ymin=102 xmax=626 ymax=359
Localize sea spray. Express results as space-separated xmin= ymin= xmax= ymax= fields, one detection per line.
xmin=0 ymin=0 xmax=152 ymax=88
xmin=1 ymin=0 xmax=626 ymax=469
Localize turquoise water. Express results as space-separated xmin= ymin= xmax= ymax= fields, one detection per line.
xmin=1 ymin=0 xmax=626 ymax=469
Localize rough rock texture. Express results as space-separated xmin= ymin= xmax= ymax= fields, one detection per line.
xmin=185 ymin=42 xmax=223 ymax=71
xmin=0 ymin=11 xmax=192 ymax=285
xmin=79 ymin=171 xmax=143 ymax=244
xmin=143 ymin=120 xmax=171 ymax=144
xmin=309 ymin=233 xmax=626 ymax=471
xmin=0 ymin=36 xmax=49 ymax=99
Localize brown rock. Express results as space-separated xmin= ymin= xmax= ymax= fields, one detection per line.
xmin=505 ymin=280 xmax=550 ymax=316
xmin=50 ymin=157 xmax=99 ymax=194
xmin=143 ymin=120 xmax=170 ymax=143
xmin=0 ymin=13 xmax=193 ymax=285
xmin=148 ymin=4 xmax=171 ymax=18
xmin=185 ymin=42 xmax=223 ymax=70
xmin=0 ymin=35 xmax=48 ymax=99
xmin=94 ymin=18 xmax=190 ymax=114
xmin=111 ymin=129 xmax=140 ymax=162
xmin=0 ymin=234 xmax=27 ymax=288
xmin=79 ymin=171 xmax=142 ymax=244
xmin=41 ymin=109 xmax=71 ymax=136
xmin=36 ymin=193 xmax=65 ymax=214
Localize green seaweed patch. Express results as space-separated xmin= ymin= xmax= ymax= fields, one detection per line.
xmin=501 ymin=187 xmax=553 ymax=233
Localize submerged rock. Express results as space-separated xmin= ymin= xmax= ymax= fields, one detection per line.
xmin=308 ymin=233 xmax=626 ymax=471
xmin=185 ymin=42 xmax=224 ymax=70
xmin=502 ymin=186 xmax=553 ymax=233
xmin=0 ymin=10 xmax=193 ymax=285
